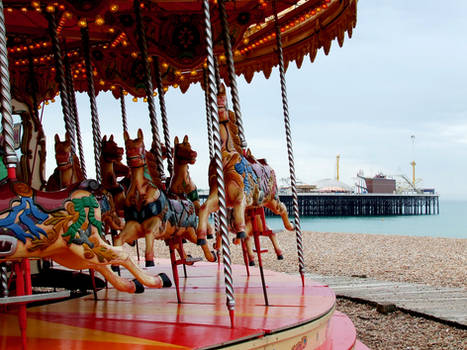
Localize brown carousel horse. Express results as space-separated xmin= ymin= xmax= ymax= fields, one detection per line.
xmin=113 ymin=129 xmax=216 ymax=267
xmin=197 ymin=84 xmax=294 ymax=250
xmin=169 ymin=135 xmax=215 ymax=238
xmin=45 ymin=133 xmax=84 ymax=191
xmin=168 ymin=136 xmax=199 ymax=208
xmin=100 ymin=135 xmax=129 ymax=217
xmin=0 ymin=180 xmax=171 ymax=293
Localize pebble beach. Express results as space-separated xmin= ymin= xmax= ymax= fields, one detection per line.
xmin=135 ymin=231 xmax=466 ymax=350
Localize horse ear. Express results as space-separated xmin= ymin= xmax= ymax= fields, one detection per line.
xmin=102 ymin=135 xmax=107 ymax=142
xmin=123 ymin=130 xmax=129 ymax=142
xmin=109 ymin=134 xmax=114 ymax=142
xmin=137 ymin=128 xmax=143 ymax=140
xmin=65 ymin=132 xmax=71 ymax=142
xmin=174 ymin=136 xmax=179 ymax=145
xmin=183 ymin=135 xmax=188 ymax=143
xmin=54 ymin=134 xmax=60 ymax=143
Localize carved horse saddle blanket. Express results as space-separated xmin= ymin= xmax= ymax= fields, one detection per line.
xmin=123 ymin=191 xmax=168 ymax=224
xmin=166 ymin=197 xmax=197 ymax=228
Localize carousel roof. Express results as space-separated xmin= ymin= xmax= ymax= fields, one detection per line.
xmin=4 ymin=0 xmax=357 ymax=106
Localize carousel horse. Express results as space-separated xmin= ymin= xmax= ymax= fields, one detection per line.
xmin=0 ymin=180 xmax=171 ymax=293
xmin=45 ymin=133 xmax=85 ymax=191
xmin=197 ymin=84 xmax=294 ymax=247
xmin=168 ymin=135 xmax=215 ymax=239
xmin=114 ymin=129 xmax=216 ymax=267
xmin=168 ymin=135 xmax=200 ymax=212
xmin=100 ymin=134 xmax=129 ymax=217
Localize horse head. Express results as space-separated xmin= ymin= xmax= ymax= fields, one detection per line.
xmin=102 ymin=134 xmax=125 ymax=164
xmin=124 ymin=129 xmax=146 ymax=168
xmin=217 ymin=83 xmax=229 ymax=124
xmin=174 ymin=135 xmax=197 ymax=165
xmin=54 ymin=132 xmax=73 ymax=170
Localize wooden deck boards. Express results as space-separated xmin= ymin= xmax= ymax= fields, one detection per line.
xmin=308 ymin=274 xmax=467 ymax=327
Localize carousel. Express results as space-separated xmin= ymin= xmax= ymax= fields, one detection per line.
xmin=0 ymin=0 xmax=368 ymax=349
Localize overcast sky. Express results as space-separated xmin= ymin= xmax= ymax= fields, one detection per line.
xmin=42 ymin=0 xmax=467 ymax=200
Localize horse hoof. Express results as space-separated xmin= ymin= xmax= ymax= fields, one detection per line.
xmin=111 ymin=265 xmax=120 ymax=273
xmin=197 ymin=238 xmax=207 ymax=246
xmin=158 ymin=273 xmax=172 ymax=288
xmin=145 ymin=260 xmax=155 ymax=267
xmin=207 ymin=234 xmax=213 ymax=239
xmin=128 ymin=240 xmax=136 ymax=247
xmin=249 ymin=261 xmax=255 ymax=266
xmin=211 ymin=251 xmax=217 ymax=262
xmin=182 ymin=238 xmax=187 ymax=243
xmin=236 ymin=231 xmax=246 ymax=239
xmin=277 ymin=255 xmax=284 ymax=260
xmin=132 ymin=279 xmax=145 ymax=294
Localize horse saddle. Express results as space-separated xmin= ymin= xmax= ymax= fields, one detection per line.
xmin=124 ymin=191 xmax=168 ymax=224
xmin=0 ymin=181 xmax=78 ymax=214
xmin=167 ymin=197 xmax=197 ymax=228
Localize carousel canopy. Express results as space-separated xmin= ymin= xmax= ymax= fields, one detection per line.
xmin=4 ymin=0 xmax=356 ymax=106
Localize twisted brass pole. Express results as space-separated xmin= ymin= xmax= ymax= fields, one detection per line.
xmin=153 ymin=56 xmax=173 ymax=177
xmin=47 ymin=11 xmax=76 ymax=154
xmin=134 ymin=0 xmax=165 ymax=180
xmin=273 ymin=1 xmax=305 ymax=285
xmin=64 ymin=52 xmax=86 ymax=178
xmin=81 ymin=26 xmax=102 ymax=183
xmin=120 ymin=87 xmax=128 ymax=133
xmin=202 ymin=0 xmax=236 ymax=328
xmin=0 ymin=1 xmax=17 ymax=179
xmin=203 ymin=68 xmax=214 ymax=160
xmin=217 ymin=0 xmax=246 ymax=149
xmin=0 ymin=263 xmax=7 ymax=297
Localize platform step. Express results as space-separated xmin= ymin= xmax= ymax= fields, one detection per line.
xmin=327 ymin=311 xmax=357 ymax=350
xmin=354 ymin=340 xmax=371 ymax=350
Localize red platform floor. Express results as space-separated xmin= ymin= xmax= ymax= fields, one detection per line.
xmin=0 ymin=260 xmax=368 ymax=349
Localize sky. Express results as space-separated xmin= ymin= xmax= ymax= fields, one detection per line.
xmin=41 ymin=0 xmax=467 ymax=200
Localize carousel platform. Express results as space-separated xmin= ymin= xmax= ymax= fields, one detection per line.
xmin=0 ymin=260 xmax=368 ymax=350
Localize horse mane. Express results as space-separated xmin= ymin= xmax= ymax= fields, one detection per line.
xmin=227 ymin=110 xmax=243 ymax=154
xmin=145 ymin=150 xmax=165 ymax=190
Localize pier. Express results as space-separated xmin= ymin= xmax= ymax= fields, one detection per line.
xmin=199 ymin=193 xmax=439 ymax=217
xmin=273 ymin=193 xmax=439 ymax=217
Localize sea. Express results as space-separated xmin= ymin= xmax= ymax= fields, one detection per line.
xmin=265 ymin=199 xmax=467 ymax=239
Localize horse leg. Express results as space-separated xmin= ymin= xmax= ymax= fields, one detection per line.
xmin=93 ymin=265 xmax=142 ymax=293
xmin=197 ymin=193 xmax=219 ymax=245
xmin=114 ymin=221 xmax=141 ymax=246
xmin=184 ymin=228 xmax=216 ymax=262
xmin=144 ymin=231 xmax=156 ymax=267
xmin=268 ymin=232 xmax=284 ymax=260
xmin=231 ymin=195 xmax=247 ymax=239
xmin=143 ymin=216 xmax=163 ymax=267
xmin=112 ymin=221 xmax=141 ymax=272
xmin=244 ymin=236 xmax=256 ymax=266
xmin=55 ymin=245 xmax=171 ymax=293
xmin=265 ymin=200 xmax=294 ymax=231
xmin=53 ymin=253 xmax=137 ymax=293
